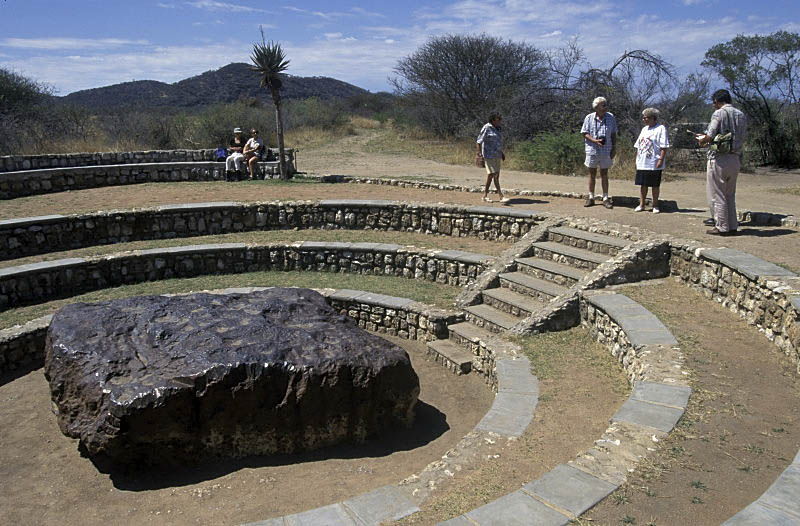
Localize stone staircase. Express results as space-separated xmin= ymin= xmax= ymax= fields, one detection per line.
xmin=427 ymin=226 xmax=631 ymax=376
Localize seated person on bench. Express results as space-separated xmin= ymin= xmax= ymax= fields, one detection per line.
xmin=225 ymin=127 xmax=247 ymax=179
xmin=244 ymin=128 xmax=265 ymax=179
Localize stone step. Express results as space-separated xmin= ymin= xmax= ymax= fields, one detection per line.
xmin=448 ymin=321 xmax=499 ymax=347
xmin=530 ymin=241 xmax=609 ymax=270
xmin=464 ymin=303 xmax=520 ymax=333
xmin=482 ymin=286 xmax=547 ymax=318
xmin=426 ymin=339 xmax=473 ymax=375
xmin=498 ymin=272 xmax=570 ymax=302
xmin=515 ymin=257 xmax=587 ymax=286
xmin=548 ymin=226 xmax=629 ymax=256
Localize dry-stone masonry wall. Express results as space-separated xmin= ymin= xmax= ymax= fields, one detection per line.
xmin=670 ymin=241 xmax=800 ymax=371
xmin=0 ymin=201 xmax=545 ymax=260
xmin=0 ymin=242 xmax=492 ymax=312
xmin=0 ymin=148 xmax=297 ymax=173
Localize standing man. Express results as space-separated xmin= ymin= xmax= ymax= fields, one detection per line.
xmin=581 ymin=96 xmax=618 ymax=208
xmin=695 ymin=89 xmax=747 ymax=236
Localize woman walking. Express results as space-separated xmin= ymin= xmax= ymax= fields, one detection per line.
xmin=633 ymin=108 xmax=669 ymax=213
xmin=476 ymin=114 xmax=509 ymax=203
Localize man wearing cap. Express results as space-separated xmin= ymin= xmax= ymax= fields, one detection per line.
xmin=225 ymin=127 xmax=247 ymax=180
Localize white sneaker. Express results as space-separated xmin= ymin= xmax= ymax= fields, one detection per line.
xmin=483 ymin=197 xmax=493 ymax=202
xmin=500 ymin=197 xmax=510 ymax=203
xmin=634 ymin=205 xmax=644 ymax=212
xmin=652 ymin=208 xmax=660 ymax=214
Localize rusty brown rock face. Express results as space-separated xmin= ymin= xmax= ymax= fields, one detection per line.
xmin=44 ymin=288 xmax=419 ymax=466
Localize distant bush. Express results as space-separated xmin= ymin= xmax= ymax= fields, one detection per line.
xmin=283 ymin=97 xmax=349 ymax=130
xmin=513 ymin=131 xmax=584 ymax=175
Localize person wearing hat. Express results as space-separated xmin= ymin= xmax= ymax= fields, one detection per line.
xmin=225 ymin=127 xmax=247 ymax=180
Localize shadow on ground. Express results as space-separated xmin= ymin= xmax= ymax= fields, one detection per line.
xmin=96 ymin=399 xmax=450 ymax=491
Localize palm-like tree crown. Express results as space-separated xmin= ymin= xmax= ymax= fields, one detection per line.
xmin=250 ymin=30 xmax=290 ymax=92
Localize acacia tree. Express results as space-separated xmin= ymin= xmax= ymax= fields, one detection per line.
xmin=703 ymin=31 xmax=800 ymax=166
xmin=250 ymin=29 xmax=290 ymax=179
xmin=392 ymin=34 xmax=548 ymax=137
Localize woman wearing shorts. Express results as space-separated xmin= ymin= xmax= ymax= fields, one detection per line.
xmin=476 ymin=114 xmax=509 ymax=204
xmin=634 ymin=108 xmax=669 ymax=214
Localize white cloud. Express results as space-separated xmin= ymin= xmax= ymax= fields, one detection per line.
xmin=186 ymin=0 xmax=265 ymax=13
xmin=0 ymin=37 xmax=149 ymax=50
xmin=351 ymin=7 xmax=385 ymax=18
xmin=282 ymin=6 xmax=347 ymax=21
xmin=156 ymin=3 xmax=177 ymax=8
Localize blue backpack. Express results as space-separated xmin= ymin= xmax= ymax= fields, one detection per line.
xmin=214 ymin=147 xmax=227 ymax=161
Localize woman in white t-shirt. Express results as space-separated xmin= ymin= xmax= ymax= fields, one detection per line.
xmin=633 ymin=108 xmax=670 ymax=214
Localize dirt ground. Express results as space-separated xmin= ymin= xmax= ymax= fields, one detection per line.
xmin=0 ymin=336 xmax=494 ymax=526
xmin=583 ymin=279 xmax=800 ymax=526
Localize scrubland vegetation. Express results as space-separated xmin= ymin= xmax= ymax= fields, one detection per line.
xmin=2 ymin=31 xmax=798 ymax=171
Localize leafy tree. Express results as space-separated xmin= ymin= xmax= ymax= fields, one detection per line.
xmin=250 ymin=28 xmax=291 ymax=179
xmin=392 ymin=34 xmax=548 ymax=137
xmin=703 ymin=31 xmax=800 ymax=166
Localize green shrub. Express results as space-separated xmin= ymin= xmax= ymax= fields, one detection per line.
xmin=513 ymin=131 xmax=585 ymax=175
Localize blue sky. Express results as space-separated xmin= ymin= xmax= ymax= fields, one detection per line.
xmin=1 ymin=0 xmax=798 ymax=95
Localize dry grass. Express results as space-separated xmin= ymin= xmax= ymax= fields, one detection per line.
xmin=349 ymin=116 xmax=384 ymax=129
xmin=363 ymin=124 xmax=475 ymax=166
xmin=771 ymin=185 xmax=800 ymax=196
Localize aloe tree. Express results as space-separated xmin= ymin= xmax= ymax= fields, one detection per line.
xmin=250 ymin=29 xmax=290 ymax=179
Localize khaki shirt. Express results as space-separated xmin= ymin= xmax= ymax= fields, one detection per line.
xmin=706 ymin=104 xmax=746 ymax=157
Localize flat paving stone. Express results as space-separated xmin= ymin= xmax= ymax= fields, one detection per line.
xmin=631 ymin=381 xmax=691 ymax=408
xmin=723 ymin=501 xmax=800 ymax=525
xmin=0 ymin=257 xmax=86 ymax=278
xmin=531 ymin=241 xmax=608 ymax=264
xmin=759 ymin=465 xmax=800 ymax=519
xmin=464 ymin=490 xmax=570 ymax=526
xmin=283 ymin=503 xmax=356 ymax=526
xmin=522 ymin=464 xmax=617 ymax=517
xmin=498 ymin=272 xmax=569 ymax=298
xmin=548 ymin=226 xmax=629 ymax=249
xmin=342 ymin=485 xmax=419 ymax=524
xmin=242 ymin=518 xmax=285 ymax=526
xmin=612 ymin=398 xmax=685 ymax=432
xmin=137 ymin=243 xmax=246 ymax=255
xmin=483 ymin=287 xmax=545 ymax=314
xmin=157 ymin=201 xmax=240 ymax=210
xmin=587 ymin=294 xmax=678 ymax=347
xmin=703 ymin=247 xmax=798 ymax=280
xmin=0 ymin=214 xmax=67 ymax=227
xmin=496 ymin=358 xmax=538 ymax=395
xmin=437 ymin=516 xmax=474 ymax=526
xmin=475 ymin=392 xmax=537 ymax=437
xmin=465 ymin=304 xmax=520 ymax=330
xmin=319 ymin=199 xmax=396 ymax=207
xmin=515 ymin=257 xmax=587 ymax=281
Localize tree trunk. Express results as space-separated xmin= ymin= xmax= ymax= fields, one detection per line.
xmin=272 ymin=89 xmax=288 ymax=180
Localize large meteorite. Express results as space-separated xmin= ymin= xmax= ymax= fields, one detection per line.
xmin=44 ymin=288 xmax=419 ymax=465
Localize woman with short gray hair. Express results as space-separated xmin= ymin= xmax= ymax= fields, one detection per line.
xmin=633 ymin=107 xmax=669 ymax=213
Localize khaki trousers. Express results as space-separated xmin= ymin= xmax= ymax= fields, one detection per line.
xmin=706 ymin=154 xmax=740 ymax=232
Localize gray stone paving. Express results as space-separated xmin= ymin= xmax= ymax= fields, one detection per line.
xmin=724 ymin=461 xmax=800 ymax=525
xmin=702 ymin=247 xmax=798 ymax=280
xmin=460 ymin=490 xmax=570 ymax=526
xmin=612 ymin=398 xmax=685 ymax=432
xmin=522 ymin=464 xmax=617 ymax=517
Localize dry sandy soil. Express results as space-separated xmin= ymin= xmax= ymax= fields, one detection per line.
xmin=1 ymin=130 xmax=799 ymax=525
xmin=0 ymin=337 xmax=495 ymax=526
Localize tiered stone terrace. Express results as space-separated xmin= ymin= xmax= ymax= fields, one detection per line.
xmin=1 ymin=151 xmax=799 ymax=526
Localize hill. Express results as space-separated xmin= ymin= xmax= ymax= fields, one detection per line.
xmin=59 ymin=63 xmax=370 ymax=111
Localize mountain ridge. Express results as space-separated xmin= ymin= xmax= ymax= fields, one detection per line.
xmin=59 ymin=63 xmax=370 ymax=110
